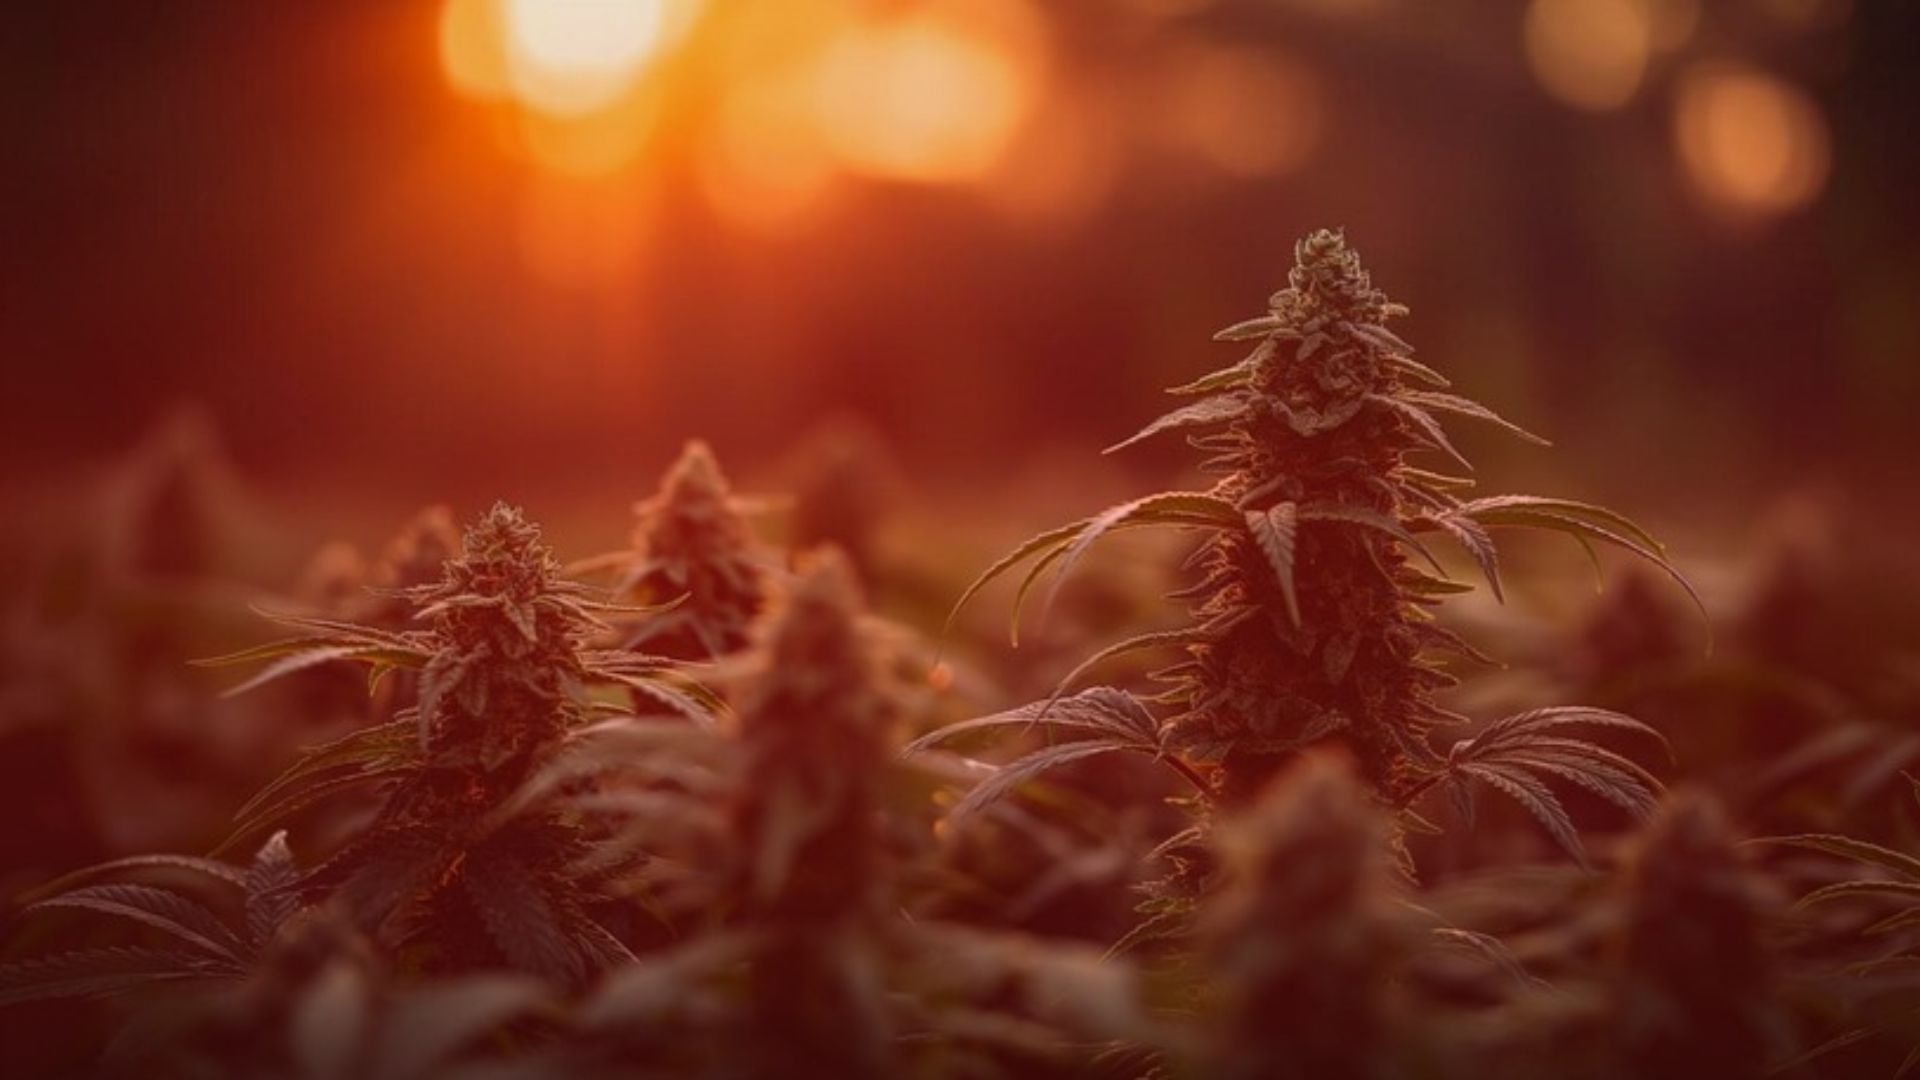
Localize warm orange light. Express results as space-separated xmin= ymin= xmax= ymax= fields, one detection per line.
xmin=441 ymin=1 xmax=696 ymax=119
xmin=1523 ymin=0 xmax=1653 ymax=112
xmin=440 ymin=0 xmax=511 ymax=102
xmin=502 ymin=0 xmax=674 ymax=117
xmin=441 ymin=0 xmax=704 ymax=180
xmin=982 ymin=89 xmax=1121 ymax=226
xmin=517 ymin=91 xmax=660 ymax=177
xmin=1284 ymin=0 xmax=1387 ymax=16
xmin=1755 ymin=0 xmax=1852 ymax=29
xmin=1151 ymin=43 xmax=1324 ymax=179
xmin=1645 ymin=0 xmax=1700 ymax=52
xmin=1674 ymin=63 xmax=1830 ymax=220
xmin=700 ymin=73 xmax=839 ymax=232
xmin=518 ymin=174 xmax=656 ymax=288
xmin=807 ymin=11 xmax=1036 ymax=184
xmin=1119 ymin=0 xmax=1214 ymax=17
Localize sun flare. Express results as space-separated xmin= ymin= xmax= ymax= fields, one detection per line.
xmin=503 ymin=0 xmax=668 ymax=116
xmin=440 ymin=0 xmax=689 ymax=117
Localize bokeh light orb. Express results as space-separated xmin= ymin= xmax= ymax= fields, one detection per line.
xmin=503 ymin=0 xmax=669 ymax=117
xmin=807 ymin=13 xmax=1034 ymax=184
xmin=439 ymin=0 xmax=511 ymax=101
xmin=1674 ymin=62 xmax=1830 ymax=219
xmin=1151 ymin=42 xmax=1323 ymax=179
xmin=1524 ymin=0 xmax=1653 ymax=112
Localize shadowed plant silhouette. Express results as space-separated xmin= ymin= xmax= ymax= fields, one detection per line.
xmin=1171 ymin=752 xmax=1551 ymax=1080
xmin=550 ymin=550 xmax=1146 ymax=1078
xmin=1194 ymin=753 xmax=1410 ymax=1080
xmin=97 ymin=408 xmax=257 ymax=584
xmin=1761 ymin=781 xmax=1920 ymax=1071
xmin=785 ymin=416 xmax=904 ymax=577
xmin=0 ymin=832 xmax=306 ymax=1007
xmin=347 ymin=504 xmax=462 ymax=631
xmin=916 ymin=230 xmax=1691 ymax=921
xmin=729 ymin=547 xmax=901 ymax=1078
xmin=285 ymin=505 xmax=464 ymax=726
xmin=575 ymin=440 xmax=772 ymax=664
xmin=1611 ymin=790 xmax=1788 ymax=1080
xmin=0 ymin=832 xmax=545 ymax=1079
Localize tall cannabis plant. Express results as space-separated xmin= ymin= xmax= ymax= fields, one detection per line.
xmin=730 ymin=548 xmax=898 ymax=1078
xmin=201 ymin=503 xmax=713 ymax=983
xmin=556 ymin=550 xmax=1143 ymax=1078
xmin=583 ymin=439 xmax=769 ymax=662
xmin=922 ymin=228 xmax=1688 ymax=861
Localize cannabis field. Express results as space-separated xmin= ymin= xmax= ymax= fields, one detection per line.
xmin=3 ymin=229 xmax=1918 ymax=1078
xmin=4 ymin=2 xmax=1918 ymax=1079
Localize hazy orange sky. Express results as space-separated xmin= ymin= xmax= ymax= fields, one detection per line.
xmin=2 ymin=1 xmax=1913 ymax=519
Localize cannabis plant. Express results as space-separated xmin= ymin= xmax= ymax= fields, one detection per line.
xmin=922 ymin=228 xmax=1690 ymax=865
xmin=346 ymin=504 xmax=462 ymax=631
xmin=1191 ymin=752 xmax=1409 ymax=1079
xmin=728 ymin=547 xmax=901 ymax=1077
xmin=1611 ymin=790 xmax=1787 ymax=1080
xmin=0 ymin=828 xmax=546 ymax=1078
xmin=284 ymin=505 xmax=463 ymax=727
xmin=0 ymin=833 xmax=304 ymax=1008
xmin=1174 ymin=752 xmax=1554 ymax=1080
xmin=1761 ymin=782 xmax=1920 ymax=1069
xmin=553 ymin=550 xmax=1144 ymax=1078
xmin=0 ymin=410 xmax=280 ymax=861
xmin=97 ymin=407 xmax=253 ymax=584
xmin=785 ymin=415 xmax=902 ymax=576
xmin=578 ymin=439 xmax=770 ymax=662
xmin=201 ymin=503 xmax=713 ymax=984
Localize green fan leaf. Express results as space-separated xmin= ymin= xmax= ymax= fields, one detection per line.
xmin=1757 ymin=834 xmax=1920 ymax=883
xmin=1035 ymin=492 xmax=1240 ymax=630
xmin=1449 ymin=495 xmax=1704 ymax=622
xmin=0 ymin=947 xmax=217 ymax=1006
xmin=1797 ymin=880 xmax=1920 ymax=910
xmin=22 ymin=853 xmax=247 ymax=901
xmin=1368 ymin=393 xmax=1474 ymax=471
xmin=462 ymin=850 xmax=584 ymax=984
xmin=1105 ymin=396 xmax=1250 ymax=455
xmin=1245 ymin=502 xmax=1301 ymax=626
xmin=1397 ymin=389 xmax=1550 ymax=446
xmin=28 ymin=884 xmax=246 ymax=963
xmin=907 ymin=686 xmax=1160 ymax=755
xmin=246 ymin=831 xmax=303 ymax=946
xmin=229 ymin=717 xmax=416 ymax=829
xmin=1049 ymin=627 xmax=1210 ymax=700
xmin=1457 ymin=761 xmax=1587 ymax=866
xmin=1168 ymin=342 xmax=1272 ymax=396
xmin=1299 ymin=502 xmax=1448 ymax=578
xmin=943 ymin=740 xmax=1147 ymax=827
xmin=1420 ymin=511 xmax=1504 ymax=602
xmin=1213 ymin=314 xmax=1284 ymax=341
